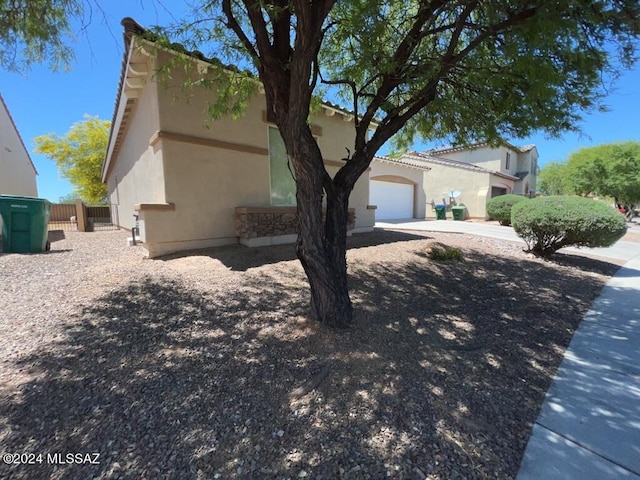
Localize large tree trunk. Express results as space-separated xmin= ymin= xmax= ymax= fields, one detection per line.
xmin=285 ymin=125 xmax=354 ymax=328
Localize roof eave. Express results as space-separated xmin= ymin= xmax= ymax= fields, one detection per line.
xmin=0 ymin=93 xmax=38 ymax=176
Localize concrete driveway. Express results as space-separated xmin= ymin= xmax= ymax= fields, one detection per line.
xmin=375 ymin=219 xmax=640 ymax=262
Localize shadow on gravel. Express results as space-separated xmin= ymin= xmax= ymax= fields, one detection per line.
xmin=47 ymin=230 xmax=66 ymax=243
xmin=157 ymin=230 xmax=430 ymax=271
xmin=0 ymin=243 xmax=620 ymax=479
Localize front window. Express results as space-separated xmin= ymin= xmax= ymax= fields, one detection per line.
xmin=505 ymin=152 xmax=511 ymax=170
xmin=269 ymin=126 xmax=296 ymax=206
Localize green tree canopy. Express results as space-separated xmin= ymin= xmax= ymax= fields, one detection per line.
xmin=538 ymin=162 xmax=572 ymax=196
xmin=155 ymin=1 xmax=640 ymax=327
xmin=567 ymin=142 xmax=640 ymax=204
xmin=0 ymin=0 xmax=82 ymax=72
xmin=34 ymin=115 xmax=111 ymax=205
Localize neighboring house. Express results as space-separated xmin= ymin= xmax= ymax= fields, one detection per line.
xmin=369 ymin=156 xmax=430 ymax=220
xmin=428 ymin=142 xmax=539 ymax=198
xmin=0 ymin=93 xmax=38 ymax=197
xmin=372 ymin=142 xmax=538 ymax=220
xmin=102 ymin=18 xmax=375 ymax=258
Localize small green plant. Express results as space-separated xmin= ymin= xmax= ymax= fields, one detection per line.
xmin=428 ymin=245 xmax=463 ymax=261
xmin=486 ymin=194 xmax=529 ymax=226
xmin=511 ymin=195 xmax=627 ymax=257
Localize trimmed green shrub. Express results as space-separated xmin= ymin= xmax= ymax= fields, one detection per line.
xmin=511 ymin=195 xmax=627 ymax=257
xmin=486 ymin=194 xmax=529 ymax=226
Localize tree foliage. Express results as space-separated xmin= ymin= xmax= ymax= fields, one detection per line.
xmin=567 ymin=142 xmax=640 ymax=205
xmin=512 ymin=196 xmax=627 ymax=256
xmin=57 ymin=193 xmax=78 ymax=204
xmin=538 ymin=162 xmax=572 ymax=196
xmin=155 ymin=1 xmax=640 ymax=327
xmin=486 ymin=194 xmax=529 ymax=226
xmin=0 ymin=0 xmax=82 ymax=72
xmin=34 ymin=115 xmax=110 ymax=205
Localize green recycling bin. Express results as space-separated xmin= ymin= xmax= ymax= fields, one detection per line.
xmin=435 ymin=204 xmax=447 ymax=220
xmin=0 ymin=195 xmax=51 ymax=253
xmin=452 ymin=206 xmax=466 ymax=221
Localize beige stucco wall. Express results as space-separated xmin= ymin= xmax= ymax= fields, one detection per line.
xmin=106 ymin=72 xmax=163 ymax=231
xmin=159 ymin=139 xmax=268 ymax=247
xmin=369 ymin=160 xmax=428 ymax=219
xmin=105 ymin=48 xmax=374 ymax=257
xmin=0 ymin=98 xmax=37 ymax=197
xmin=422 ymin=163 xmax=492 ymax=218
xmin=513 ymin=149 xmax=539 ymax=195
xmin=441 ymin=145 xmax=515 ymax=175
xmin=441 ymin=147 xmax=501 ymax=173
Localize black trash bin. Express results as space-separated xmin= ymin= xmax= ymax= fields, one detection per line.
xmin=435 ymin=204 xmax=447 ymax=220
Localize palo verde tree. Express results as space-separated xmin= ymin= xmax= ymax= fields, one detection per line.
xmin=162 ymin=1 xmax=640 ymax=327
xmin=34 ymin=115 xmax=111 ymax=205
xmin=567 ymin=141 xmax=640 ymax=205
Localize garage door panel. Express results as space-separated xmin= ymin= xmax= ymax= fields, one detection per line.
xmin=371 ymin=180 xmax=414 ymax=220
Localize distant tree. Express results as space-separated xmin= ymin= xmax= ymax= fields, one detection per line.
xmin=57 ymin=193 xmax=78 ymax=204
xmin=158 ymin=1 xmax=640 ymax=327
xmin=567 ymin=142 xmax=640 ymax=205
xmin=538 ymin=162 xmax=572 ymax=196
xmin=34 ymin=115 xmax=110 ymax=205
xmin=0 ymin=0 xmax=82 ymax=72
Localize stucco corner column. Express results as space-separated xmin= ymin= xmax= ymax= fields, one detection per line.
xmin=134 ymin=202 xmax=176 ymax=257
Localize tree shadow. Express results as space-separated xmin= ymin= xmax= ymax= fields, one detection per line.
xmin=157 ymin=230 xmax=431 ymax=271
xmin=0 ymin=241 xmax=619 ymax=479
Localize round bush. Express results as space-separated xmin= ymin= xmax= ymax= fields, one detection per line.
xmin=511 ymin=196 xmax=627 ymax=257
xmin=486 ymin=194 xmax=529 ymax=226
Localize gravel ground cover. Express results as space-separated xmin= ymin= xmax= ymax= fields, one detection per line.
xmin=0 ymin=228 xmax=624 ymax=479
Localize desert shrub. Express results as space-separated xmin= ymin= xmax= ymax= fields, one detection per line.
xmin=427 ymin=245 xmax=463 ymax=261
xmin=511 ymin=195 xmax=627 ymax=257
xmin=486 ymin=194 xmax=529 ymax=225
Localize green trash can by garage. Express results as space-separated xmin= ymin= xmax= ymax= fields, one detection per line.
xmin=452 ymin=206 xmax=466 ymax=221
xmin=0 ymin=195 xmax=51 ymax=253
xmin=435 ymin=204 xmax=447 ymax=220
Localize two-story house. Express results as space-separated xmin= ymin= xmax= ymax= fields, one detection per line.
xmin=370 ymin=142 xmax=539 ymax=220
xmin=430 ymin=142 xmax=538 ymax=198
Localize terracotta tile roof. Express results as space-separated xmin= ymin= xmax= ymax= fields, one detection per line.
xmin=409 ymin=151 xmax=494 ymax=173
xmin=394 ymin=151 xmax=520 ymax=181
xmin=428 ymin=141 xmax=536 ymax=155
xmin=373 ymin=154 xmax=431 ymax=170
xmin=102 ymin=17 xmax=363 ymax=180
xmin=0 ymin=92 xmax=38 ymax=175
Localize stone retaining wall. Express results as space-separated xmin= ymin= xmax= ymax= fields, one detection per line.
xmin=235 ymin=206 xmax=356 ymax=240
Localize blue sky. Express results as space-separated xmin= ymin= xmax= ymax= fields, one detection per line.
xmin=2 ymin=3 xmax=639 ymax=202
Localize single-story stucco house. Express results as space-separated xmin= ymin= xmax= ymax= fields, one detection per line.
xmin=101 ymin=18 xmax=376 ymax=258
xmin=0 ymin=93 xmax=38 ymax=197
xmin=372 ymin=142 xmax=538 ymax=220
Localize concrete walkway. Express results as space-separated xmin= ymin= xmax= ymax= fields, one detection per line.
xmin=376 ymin=219 xmax=640 ymax=479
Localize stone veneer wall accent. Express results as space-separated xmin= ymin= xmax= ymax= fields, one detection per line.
xmin=235 ymin=206 xmax=356 ymax=240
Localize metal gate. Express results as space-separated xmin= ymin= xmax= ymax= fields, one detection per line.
xmin=48 ymin=203 xmax=119 ymax=232
xmin=86 ymin=204 xmax=119 ymax=231
xmin=48 ymin=204 xmax=77 ymax=231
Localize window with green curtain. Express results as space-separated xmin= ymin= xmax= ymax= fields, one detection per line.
xmin=269 ymin=126 xmax=296 ymax=206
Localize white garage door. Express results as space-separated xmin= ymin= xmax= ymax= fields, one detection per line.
xmin=371 ymin=180 xmax=414 ymax=220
